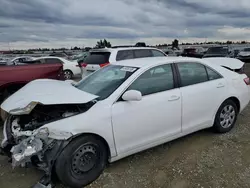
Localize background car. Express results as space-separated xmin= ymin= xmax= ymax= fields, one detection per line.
xmin=181 ymin=47 xmax=205 ymax=58
xmin=162 ymin=49 xmax=178 ymax=56
xmin=6 ymin=56 xmax=34 ymax=65
xmin=34 ymin=57 xmax=81 ymax=79
xmin=203 ymin=46 xmax=231 ymax=58
xmin=0 ymin=58 xmax=63 ymax=102
xmin=237 ymin=48 xmax=250 ymax=62
xmin=78 ymin=47 xmax=167 ymax=77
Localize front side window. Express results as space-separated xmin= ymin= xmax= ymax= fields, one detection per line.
xmin=128 ymin=64 xmax=174 ymax=96
xmin=151 ymin=50 xmax=166 ymax=57
xmin=75 ymin=65 xmax=138 ymax=100
xmin=177 ymin=62 xmax=208 ymax=87
xmin=116 ymin=50 xmax=134 ymax=61
xmin=134 ymin=49 xmax=153 ymax=58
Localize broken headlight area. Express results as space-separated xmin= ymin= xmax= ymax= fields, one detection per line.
xmin=1 ymin=102 xmax=95 ymax=168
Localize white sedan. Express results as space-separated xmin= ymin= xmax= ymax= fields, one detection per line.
xmin=34 ymin=56 xmax=81 ymax=79
xmin=1 ymin=57 xmax=250 ymax=188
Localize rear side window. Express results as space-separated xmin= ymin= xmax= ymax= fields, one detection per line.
xmin=116 ymin=50 xmax=134 ymax=61
xmin=177 ymin=62 xmax=208 ymax=87
xmin=134 ymin=49 xmax=153 ymax=58
xmin=151 ymin=50 xmax=166 ymax=57
xmin=85 ymin=52 xmax=111 ymax=65
xmin=206 ymin=67 xmax=222 ymax=80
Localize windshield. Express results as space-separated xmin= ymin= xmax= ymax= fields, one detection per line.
xmin=206 ymin=47 xmax=228 ymax=54
xmin=75 ymin=65 xmax=138 ymax=100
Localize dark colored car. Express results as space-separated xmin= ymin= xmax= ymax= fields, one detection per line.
xmin=237 ymin=48 xmax=250 ymax=62
xmin=203 ymin=46 xmax=231 ymax=58
xmin=0 ymin=59 xmax=64 ymax=101
xmin=181 ymin=48 xmax=204 ymax=58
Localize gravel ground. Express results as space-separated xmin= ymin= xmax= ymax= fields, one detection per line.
xmin=1 ymin=64 xmax=250 ymax=188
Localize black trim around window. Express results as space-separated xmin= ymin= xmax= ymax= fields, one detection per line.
xmin=117 ymin=63 xmax=178 ymax=102
xmin=173 ymin=62 xmax=223 ymax=88
xmin=171 ymin=63 xmax=180 ymax=88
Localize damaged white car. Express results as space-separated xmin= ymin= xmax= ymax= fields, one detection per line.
xmin=1 ymin=57 xmax=250 ymax=188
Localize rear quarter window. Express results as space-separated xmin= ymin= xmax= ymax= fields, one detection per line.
xmin=134 ymin=49 xmax=153 ymax=58
xmin=84 ymin=52 xmax=111 ymax=65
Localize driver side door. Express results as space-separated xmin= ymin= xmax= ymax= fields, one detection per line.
xmin=111 ymin=64 xmax=182 ymax=155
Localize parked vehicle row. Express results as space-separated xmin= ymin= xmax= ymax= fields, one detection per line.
xmin=78 ymin=47 xmax=167 ymax=77
xmin=0 ymin=56 xmax=249 ymax=188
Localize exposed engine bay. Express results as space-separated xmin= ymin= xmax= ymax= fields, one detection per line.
xmin=1 ymin=101 xmax=96 ymax=187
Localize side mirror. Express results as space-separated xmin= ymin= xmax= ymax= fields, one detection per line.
xmin=122 ymin=90 xmax=142 ymax=101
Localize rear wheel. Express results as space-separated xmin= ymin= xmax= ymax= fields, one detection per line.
xmin=63 ymin=70 xmax=73 ymax=80
xmin=55 ymin=136 xmax=108 ymax=188
xmin=213 ymin=100 xmax=238 ymax=133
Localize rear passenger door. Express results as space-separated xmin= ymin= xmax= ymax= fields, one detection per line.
xmin=175 ymin=62 xmax=227 ymax=132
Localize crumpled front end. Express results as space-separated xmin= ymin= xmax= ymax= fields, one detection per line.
xmin=1 ymin=116 xmax=67 ymax=170
xmin=1 ymin=102 xmax=95 ymax=170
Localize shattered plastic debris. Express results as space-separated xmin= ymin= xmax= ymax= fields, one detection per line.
xmin=11 ymin=137 xmax=43 ymax=167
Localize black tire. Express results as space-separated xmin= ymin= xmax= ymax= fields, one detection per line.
xmin=55 ymin=135 xmax=108 ymax=188
xmin=63 ymin=70 xmax=73 ymax=80
xmin=213 ymin=100 xmax=238 ymax=133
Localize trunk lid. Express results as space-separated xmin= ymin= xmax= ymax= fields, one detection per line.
xmin=203 ymin=57 xmax=244 ymax=70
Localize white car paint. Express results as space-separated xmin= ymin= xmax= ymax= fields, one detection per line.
xmin=7 ymin=56 xmax=35 ymax=65
xmin=203 ymin=57 xmax=244 ymax=70
xmin=35 ymin=57 xmax=81 ymax=76
xmin=82 ymin=47 xmax=167 ymax=77
xmin=1 ymin=57 xmax=250 ymax=162
xmin=1 ymin=79 xmax=98 ymax=112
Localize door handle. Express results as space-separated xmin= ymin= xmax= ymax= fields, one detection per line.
xmin=168 ymin=95 xmax=180 ymax=101
xmin=217 ymin=83 xmax=225 ymax=88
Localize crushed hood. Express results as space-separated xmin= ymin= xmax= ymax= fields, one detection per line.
xmin=203 ymin=57 xmax=244 ymax=70
xmin=1 ymin=79 xmax=98 ymax=113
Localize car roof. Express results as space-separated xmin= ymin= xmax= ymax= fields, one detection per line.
xmin=34 ymin=56 xmax=66 ymax=61
xmin=112 ymin=56 xmax=203 ymax=68
xmin=90 ymin=47 xmax=162 ymax=53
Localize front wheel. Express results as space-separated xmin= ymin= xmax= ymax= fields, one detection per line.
xmin=55 ymin=136 xmax=108 ymax=188
xmin=213 ymin=100 xmax=238 ymax=133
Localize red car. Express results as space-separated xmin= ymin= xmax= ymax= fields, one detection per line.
xmin=0 ymin=59 xmax=64 ymax=101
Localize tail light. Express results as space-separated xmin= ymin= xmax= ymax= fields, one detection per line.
xmin=244 ymin=77 xmax=250 ymax=85
xmin=100 ymin=62 xmax=110 ymax=67
xmin=80 ymin=63 xmax=87 ymax=67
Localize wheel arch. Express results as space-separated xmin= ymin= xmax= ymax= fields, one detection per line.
xmin=225 ymin=96 xmax=240 ymax=112
xmin=212 ymin=96 xmax=240 ymax=125
xmin=68 ymin=133 xmax=111 ymax=160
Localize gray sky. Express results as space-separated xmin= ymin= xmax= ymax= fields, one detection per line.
xmin=0 ymin=0 xmax=250 ymax=49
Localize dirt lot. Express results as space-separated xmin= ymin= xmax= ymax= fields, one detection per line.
xmin=1 ymin=63 xmax=250 ymax=188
